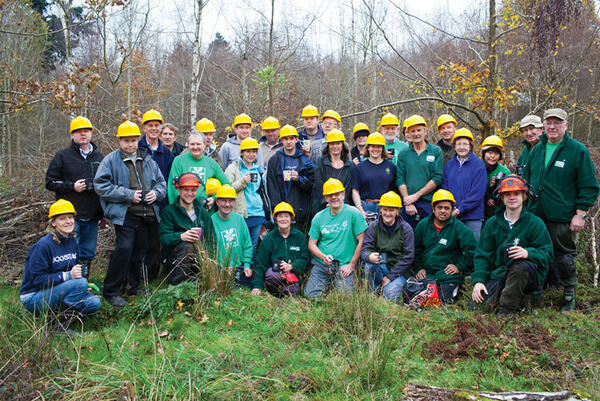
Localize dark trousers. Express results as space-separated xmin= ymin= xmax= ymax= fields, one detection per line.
xmin=103 ymin=213 xmax=154 ymax=297
xmin=544 ymin=221 xmax=577 ymax=289
xmin=167 ymin=242 xmax=199 ymax=285
xmin=470 ymin=260 xmax=539 ymax=312
xmin=401 ymin=199 xmax=433 ymax=229
xmin=437 ymin=282 xmax=461 ymax=304
xmin=144 ymin=219 xmax=161 ymax=280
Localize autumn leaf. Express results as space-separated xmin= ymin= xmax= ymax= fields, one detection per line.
xmin=225 ymin=319 xmax=233 ymax=328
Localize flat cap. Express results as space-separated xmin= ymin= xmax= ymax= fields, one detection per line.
xmin=543 ymin=108 xmax=568 ymax=121
xmin=519 ymin=115 xmax=543 ymax=128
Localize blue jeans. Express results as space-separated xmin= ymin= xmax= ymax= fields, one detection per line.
xmin=75 ymin=219 xmax=99 ymax=260
xmin=304 ymin=259 xmax=355 ymax=298
xmin=22 ymin=278 xmax=101 ymax=315
xmin=361 ymin=200 xmax=379 ymax=214
xmin=401 ymin=199 xmax=432 ymax=229
xmin=246 ymin=216 xmax=265 ymax=267
xmin=363 ymin=261 xmax=389 ymax=291
xmin=382 ymin=275 xmax=407 ymax=301
xmin=462 ymin=219 xmax=482 ymax=241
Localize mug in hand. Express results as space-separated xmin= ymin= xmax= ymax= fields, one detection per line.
xmin=140 ymin=190 xmax=150 ymax=205
xmin=192 ymin=227 xmax=202 ymax=238
xmin=272 ymin=260 xmax=282 ymax=272
xmin=250 ymin=172 xmax=258 ymax=182
xmin=283 ymin=170 xmax=292 ymax=181
xmin=329 ymin=259 xmax=340 ymax=275
xmin=379 ymin=252 xmax=388 ymax=264
xmin=85 ymin=178 xmax=95 ymax=192
xmin=80 ymin=263 xmax=89 ymax=278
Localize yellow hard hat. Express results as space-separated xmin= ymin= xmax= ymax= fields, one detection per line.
xmin=279 ymin=124 xmax=299 ymax=138
xmin=215 ymin=184 xmax=237 ymax=199
xmin=117 ymin=120 xmax=141 ymax=137
xmin=379 ymin=191 xmax=402 ymax=208
xmin=452 ymin=128 xmax=474 ymax=143
xmin=404 ymin=114 xmax=428 ymax=130
xmin=273 ymin=201 xmax=295 ymax=218
xmin=431 ymin=189 xmax=456 ymax=206
xmin=142 ymin=109 xmax=163 ymax=125
xmin=321 ymin=109 xmax=341 ymax=124
xmin=481 ymin=135 xmax=504 ymax=152
xmin=322 ymin=178 xmax=345 ymax=195
xmin=205 ymin=178 xmax=222 ymax=196
xmin=261 ymin=116 xmax=280 ymax=130
xmin=301 ymin=104 xmax=319 ymax=118
xmin=352 ymin=123 xmax=371 ymax=137
xmin=240 ymin=137 xmax=259 ymax=151
xmin=233 ymin=113 xmax=252 ymax=127
xmin=69 ymin=116 xmax=94 ymax=134
xmin=380 ymin=113 xmax=399 ymax=126
xmin=195 ymin=118 xmax=216 ymax=133
xmin=48 ymin=199 xmax=76 ymax=218
xmin=436 ymin=114 xmax=457 ymax=129
xmin=326 ymin=129 xmax=345 ymax=143
xmin=366 ymin=132 xmax=386 ymax=147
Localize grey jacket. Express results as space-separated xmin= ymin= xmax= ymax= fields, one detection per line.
xmin=94 ymin=148 xmax=167 ymax=226
xmin=219 ymin=134 xmax=264 ymax=170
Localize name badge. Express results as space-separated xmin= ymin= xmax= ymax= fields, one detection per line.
xmin=439 ymin=238 xmax=447 ymax=245
xmin=426 ymin=155 xmax=435 ymax=162
xmin=290 ymin=246 xmax=300 ymax=251
xmin=554 ymin=160 xmax=565 ymax=168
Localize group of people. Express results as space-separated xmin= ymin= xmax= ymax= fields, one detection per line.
xmin=21 ymin=104 xmax=599 ymax=320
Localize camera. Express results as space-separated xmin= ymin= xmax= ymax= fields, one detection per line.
xmin=495 ymin=171 xmax=505 ymax=182
xmin=505 ymin=244 xmax=513 ymax=256
xmin=328 ymin=259 xmax=340 ymax=275
xmin=199 ymin=197 xmax=208 ymax=208
xmin=85 ymin=178 xmax=94 ymax=192
xmin=515 ymin=165 xmax=525 ymax=176
xmin=272 ymin=260 xmax=282 ymax=272
xmin=140 ymin=190 xmax=150 ymax=205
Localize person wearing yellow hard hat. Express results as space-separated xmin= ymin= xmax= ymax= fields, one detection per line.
xmin=258 ymin=116 xmax=283 ymax=168
xmin=266 ymin=125 xmax=315 ymax=232
xmin=311 ymin=129 xmax=354 ymax=217
xmin=441 ymin=128 xmax=487 ymax=240
xmin=396 ymin=115 xmax=444 ymax=229
xmin=351 ymin=133 xmax=397 ymax=220
xmin=20 ymin=199 xmax=101 ymax=318
xmin=139 ymin=109 xmax=174 ymax=188
xmin=94 ymin=120 xmax=168 ymax=308
xmin=471 ymin=176 xmax=552 ymax=316
xmin=45 ymin=116 xmax=105 ymax=277
xmin=304 ymin=178 xmax=368 ymax=298
xmin=160 ymin=123 xmax=186 ymax=157
xmin=436 ymin=114 xmax=458 ymax=165
xmin=380 ymin=112 xmax=408 ymax=165
xmin=225 ymin=137 xmax=269 ymax=266
xmin=411 ymin=189 xmax=476 ymax=304
xmin=194 ymin=118 xmax=224 ymax=169
xmin=251 ymin=202 xmax=309 ymax=297
xmin=220 ymin=113 xmax=264 ymax=170
xmin=167 ymin=130 xmax=231 ymax=206
xmin=211 ymin=184 xmax=254 ymax=288
xmin=302 ymin=108 xmax=340 ymax=160
xmin=481 ymin=135 xmax=511 ymax=221
xmin=350 ymin=122 xmax=370 ymax=165
xmin=159 ymin=173 xmax=216 ymax=285
xmin=361 ymin=191 xmax=414 ymax=301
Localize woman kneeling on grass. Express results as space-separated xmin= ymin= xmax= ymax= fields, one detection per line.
xmin=20 ymin=199 xmax=101 ymax=315
xmin=251 ymin=202 xmax=309 ymax=297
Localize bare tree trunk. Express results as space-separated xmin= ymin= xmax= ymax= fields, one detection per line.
xmin=351 ymin=0 xmax=358 ymax=117
xmin=190 ymin=0 xmax=206 ymax=126
xmin=126 ymin=4 xmax=133 ymax=119
xmin=267 ymin=0 xmax=275 ymax=115
xmin=485 ymin=0 xmax=497 ymax=137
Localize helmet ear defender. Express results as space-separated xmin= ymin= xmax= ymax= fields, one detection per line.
xmin=493 ymin=174 xmax=538 ymax=202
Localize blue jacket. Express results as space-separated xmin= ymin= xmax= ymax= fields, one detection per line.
xmin=138 ymin=135 xmax=174 ymax=181
xmin=442 ymin=152 xmax=487 ymax=221
xmin=94 ymin=148 xmax=167 ymax=226
xmin=20 ymin=233 xmax=79 ymax=296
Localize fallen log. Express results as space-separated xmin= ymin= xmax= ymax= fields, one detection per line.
xmin=404 ymin=384 xmax=590 ymax=401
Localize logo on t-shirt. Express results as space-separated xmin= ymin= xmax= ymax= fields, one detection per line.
xmin=221 ymin=228 xmax=239 ymax=248
xmin=190 ymin=166 xmax=206 ymax=183
xmin=321 ymin=221 xmax=348 ymax=235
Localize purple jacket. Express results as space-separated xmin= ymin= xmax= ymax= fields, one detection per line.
xmin=442 ymin=152 xmax=487 ymax=221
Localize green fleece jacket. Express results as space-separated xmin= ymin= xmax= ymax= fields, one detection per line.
xmin=253 ymin=227 xmax=310 ymax=290
xmin=517 ymin=139 xmax=534 ymax=167
xmin=484 ymin=163 xmax=511 ymax=220
xmin=167 ymin=152 xmax=230 ymax=204
xmin=395 ymin=143 xmax=443 ymax=202
xmin=524 ymin=132 xmax=599 ymax=223
xmin=472 ymin=207 xmax=553 ymax=286
xmin=413 ymin=216 xmax=476 ymax=283
xmin=159 ymin=197 xmax=216 ymax=258
xmin=211 ymin=211 xmax=252 ymax=268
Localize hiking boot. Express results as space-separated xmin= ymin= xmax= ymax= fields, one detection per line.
xmin=560 ymin=293 xmax=575 ymax=313
xmin=127 ymin=288 xmax=150 ymax=296
xmin=497 ymin=307 xmax=516 ymax=318
xmin=105 ymin=295 xmax=126 ymax=308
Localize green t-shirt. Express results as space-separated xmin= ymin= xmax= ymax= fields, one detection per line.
xmin=167 ymin=152 xmax=230 ymax=204
xmin=308 ymin=204 xmax=368 ymax=265
xmin=210 ymin=212 xmax=252 ymax=268
xmin=544 ymin=141 xmax=561 ymax=167
xmin=385 ymin=140 xmax=408 ymax=165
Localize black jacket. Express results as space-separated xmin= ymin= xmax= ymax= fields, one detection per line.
xmin=45 ymin=140 xmax=104 ymax=220
xmin=312 ymin=156 xmax=354 ymax=217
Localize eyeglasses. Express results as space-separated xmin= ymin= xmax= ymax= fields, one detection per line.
xmin=322 ymin=121 xmax=339 ymax=128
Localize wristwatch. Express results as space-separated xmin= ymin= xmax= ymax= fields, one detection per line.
xmin=576 ymin=212 xmax=587 ymax=219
